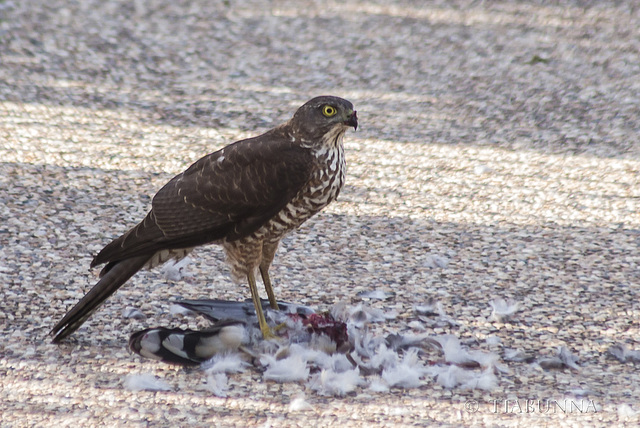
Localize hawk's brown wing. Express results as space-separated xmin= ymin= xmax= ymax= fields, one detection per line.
xmin=92 ymin=128 xmax=314 ymax=268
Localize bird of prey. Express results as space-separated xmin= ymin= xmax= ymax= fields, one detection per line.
xmin=51 ymin=95 xmax=358 ymax=343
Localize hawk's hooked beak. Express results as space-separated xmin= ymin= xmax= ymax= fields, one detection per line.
xmin=344 ymin=111 xmax=358 ymax=131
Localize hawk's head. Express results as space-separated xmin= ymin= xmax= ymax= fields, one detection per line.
xmin=289 ymin=96 xmax=358 ymax=142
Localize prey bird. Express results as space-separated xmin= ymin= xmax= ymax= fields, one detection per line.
xmin=51 ymin=96 xmax=357 ymax=342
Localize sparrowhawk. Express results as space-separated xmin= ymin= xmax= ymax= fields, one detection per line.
xmin=51 ymin=95 xmax=357 ymax=342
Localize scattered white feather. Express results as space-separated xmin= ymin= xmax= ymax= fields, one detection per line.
xmin=329 ymin=301 xmax=353 ymax=322
xmin=626 ymin=348 xmax=640 ymax=363
xmin=428 ymin=335 xmax=506 ymax=372
xmin=202 ymin=352 xmax=249 ymax=374
xmin=308 ymin=333 xmax=337 ymax=355
xmin=308 ymin=368 xmax=362 ymax=396
xmin=361 ymin=343 xmax=399 ymax=373
xmin=265 ymin=306 xmax=302 ymax=326
xmin=489 ymin=298 xmax=520 ymax=322
xmin=262 ymin=354 xmax=309 ymax=382
xmin=11 ymin=329 xmax=25 ymax=338
xmin=204 ymin=372 xmax=228 ymax=397
xmin=428 ymin=365 xmax=497 ymax=391
xmin=407 ymin=320 xmax=426 ymax=331
xmin=566 ymin=387 xmax=595 ymax=397
xmin=285 ymin=344 xmax=332 ymax=371
xmin=424 ymin=301 xmax=460 ymax=327
xmin=123 ymin=373 xmax=172 ymax=391
xmin=485 ymin=335 xmax=502 ymax=346
xmin=473 ymin=164 xmax=493 ymax=175
xmin=428 ymin=365 xmax=464 ymax=389
xmin=618 ymin=403 xmax=640 ymax=419
xmin=356 ymin=290 xmax=395 ymax=300
xmin=350 ymin=325 xmax=385 ymax=359
xmin=423 ymin=253 xmax=449 ymax=269
xmin=401 ymin=348 xmax=421 ymax=366
xmin=350 ymin=305 xmax=384 ymax=326
xmin=254 ymin=334 xmax=281 ymax=355
xmin=459 ymin=369 xmax=499 ymax=391
xmin=288 ymin=394 xmax=314 ymax=412
xmin=328 ymin=353 xmax=355 ymax=373
xmin=608 ymin=343 xmax=640 ymax=363
xmin=413 ymin=299 xmax=438 ymax=316
xmin=503 ymin=348 xmax=534 ymax=363
xmin=558 ymin=346 xmax=580 ymax=370
xmin=436 ymin=335 xmax=473 ymax=365
xmin=608 ymin=344 xmax=627 ymax=362
xmin=382 ymin=309 xmax=398 ymax=320
xmin=381 ymin=362 xmax=424 ymax=388
xmin=468 ymin=350 xmax=508 ymax=372
xmin=169 ymin=303 xmax=194 ymax=316
xmin=330 ymin=302 xmax=393 ymax=327
xmin=538 ymin=346 xmax=580 ymax=371
xmin=385 ymin=332 xmax=432 ymax=351
xmin=160 ymin=256 xmax=192 ymax=281
xmin=368 ymin=376 xmax=390 ymax=393
xmin=380 ymin=349 xmax=426 ymax=388
xmin=122 ymin=307 xmax=146 ymax=320
xmin=136 ymin=301 xmax=511 ymax=395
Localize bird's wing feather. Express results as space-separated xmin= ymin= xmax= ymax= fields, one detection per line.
xmin=92 ymin=128 xmax=314 ymax=267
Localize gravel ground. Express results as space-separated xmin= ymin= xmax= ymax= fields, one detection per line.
xmin=1 ymin=0 xmax=639 ymax=426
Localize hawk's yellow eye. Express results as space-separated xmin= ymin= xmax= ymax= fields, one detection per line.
xmin=322 ymin=105 xmax=337 ymax=117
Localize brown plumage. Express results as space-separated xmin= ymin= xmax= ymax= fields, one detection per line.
xmin=51 ymin=95 xmax=358 ymax=343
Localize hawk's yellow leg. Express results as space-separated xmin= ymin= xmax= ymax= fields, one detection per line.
xmin=248 ymin=271 xmax=276 ymax=339
xmin=259 ymin=265 xmax=279 ymax=310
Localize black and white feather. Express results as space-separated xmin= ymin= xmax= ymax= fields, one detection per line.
xmin=129 ymin=320 xmax=248 ymax=366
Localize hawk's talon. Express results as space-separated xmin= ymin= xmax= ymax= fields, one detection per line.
xmin=260 ymin=325 xmax=279 ymax=340
xmin=273 ymin=322 xmax=288 ymax=333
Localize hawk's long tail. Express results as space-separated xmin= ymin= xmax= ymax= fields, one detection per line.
xmin=50 ymin=255 xmax=150 ymax=343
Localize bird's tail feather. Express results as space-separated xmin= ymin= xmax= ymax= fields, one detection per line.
xmin=50 ymin=255 xmax=150 ymax=343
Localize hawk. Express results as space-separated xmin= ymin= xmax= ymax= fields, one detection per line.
xmin=51 ymin=96 xmax=358 ymax=343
